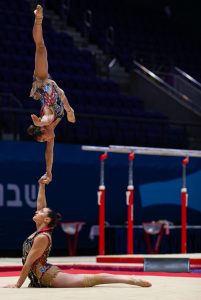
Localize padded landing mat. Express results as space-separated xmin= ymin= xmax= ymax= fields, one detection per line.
xmin=1 ymin=268 xmax=201 ymax=278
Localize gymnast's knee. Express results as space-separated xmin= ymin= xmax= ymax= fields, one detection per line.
xmin=83 ymin=275 xmax=101 ymax=287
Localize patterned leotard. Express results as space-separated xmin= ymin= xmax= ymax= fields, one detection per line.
xmin=22 ymin=231 xmax=60 ymax=287
xmin=30 ymin=76 xmax=65 ymax=120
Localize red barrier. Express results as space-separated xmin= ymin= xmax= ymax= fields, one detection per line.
xmin=181 ymin=157 xmax=189 ymax=253
xmin=98 ymin=152 xmax=108 ymax=255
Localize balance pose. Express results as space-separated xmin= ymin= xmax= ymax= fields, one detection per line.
xmin=28 ymin=5 xmax=76 ymax=184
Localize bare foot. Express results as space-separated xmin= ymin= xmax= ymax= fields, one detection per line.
xmin=67 ymin=107 xmax=76 ymax=123
xmin=34 ymin=4 xmax=43 ymax=19
xmin=130 ymin=276 xmax=152 ymax=287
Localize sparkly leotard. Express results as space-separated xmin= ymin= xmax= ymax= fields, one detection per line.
xmin=22 ymin=230 xmax=60 ymax=287
xmin=30 ymin=76 xmax=65 ymax=120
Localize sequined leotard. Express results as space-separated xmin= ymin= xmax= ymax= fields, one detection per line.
xmin=22 ymin=230 xmax=60 ymax=287
xmin=30 ymin=76 xmax=65 ymax=120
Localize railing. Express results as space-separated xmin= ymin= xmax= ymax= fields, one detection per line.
xmin=1 ymin=106 xmax=201 ymax=149
xmin=175 ymin=67 xmax=201 ymax=90
xmin=0 ymin=105 xmax=34 ymax=141
xmin=133 ymin=61 xmax=201 ymax=116
xmin=173 ymin=67 xmax=201 ymax=108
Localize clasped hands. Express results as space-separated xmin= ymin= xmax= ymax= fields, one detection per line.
xmin=38 ymin=172 xmax=52 ymax=185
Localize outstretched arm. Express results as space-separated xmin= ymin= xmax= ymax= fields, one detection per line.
xmin=37 ymin=183 xmax=47 ymax=211
xmin=39 ymin=138 xmax=54 ymax=185
xmin=54 ymin=83 xmax=76 ymax=123
xmin=61 ymin=93 xmax=76 ymax=123
xmin=46 ymin=138 xmax=54 ymax=178
xmin=1 ymin=235 xmax=49 ymax=288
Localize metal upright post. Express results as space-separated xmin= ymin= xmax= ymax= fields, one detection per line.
xmin=126 ymin=152 xmax=135 ymax=254
xmin=181 ymin=157 xmax=189 ymax=253
xmin=98 ymin=152 xmax=108 ymax=255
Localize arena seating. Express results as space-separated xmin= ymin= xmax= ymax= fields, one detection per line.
xmin=64 ymin=0 xmax=200 ymax=77
xmin=0 ymin=0 xmax=189 ymax=148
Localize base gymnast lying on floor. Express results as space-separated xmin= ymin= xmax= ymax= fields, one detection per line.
xmin=1 ymin=180 xmax=151 ymax=288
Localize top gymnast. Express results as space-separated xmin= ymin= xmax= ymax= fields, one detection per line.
xmin=27 ymin=4 xmax=75 ymax=184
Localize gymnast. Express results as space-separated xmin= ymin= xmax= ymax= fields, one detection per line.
xmin=27 ymin=4 xmax=76 ymax=184
xmin=1 ymin=180 xmax=151 ymax=288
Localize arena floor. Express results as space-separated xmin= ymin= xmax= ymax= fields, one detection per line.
xmin=0 ymin=256 xmax=201 ymax=300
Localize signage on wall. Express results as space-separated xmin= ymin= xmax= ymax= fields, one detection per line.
xmin=0 ymin=183 xmax=37 ymax=208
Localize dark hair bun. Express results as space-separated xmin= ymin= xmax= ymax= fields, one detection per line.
xmin=47 ymin=209 xmax=62 ymax=228
xmin=27 ymin=125 xmax=42 ymax=140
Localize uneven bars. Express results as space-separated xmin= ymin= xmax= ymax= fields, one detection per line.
xmin=82 ymin=146 xmax=111 ymax=152
xmin=82 ymin=145 xmax=201 ymax=158
xmin=110 ymin=145 xmax=201 ymax=157
xmin=82 ymin=144 xmax=201 ymax=254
